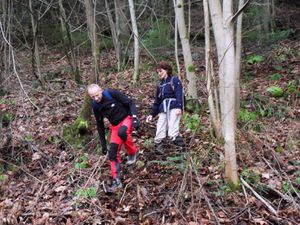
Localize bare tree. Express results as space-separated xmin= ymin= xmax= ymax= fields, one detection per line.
xmin=58 ymin=0 xmax=81 ymax=83
xmin=84 ymin=0 xmax=100 ymax=82
xmin=173 ymin=0 xmax=198 ymax=99
xmin=205 ymin=0 xmax=250 ymax=184
xmin=28 ymin=0 xmax=53 ymax=87
xmin=128 ymin=0 xmax=139 ymax=83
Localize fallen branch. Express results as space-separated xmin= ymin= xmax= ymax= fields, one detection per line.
xmin=0 ymin=158 xmax=42 ymax=183
xmin=190 ymin=158 xmax=221 ymax=225
xmin=240 ymin=177 xmax=278 ymax=216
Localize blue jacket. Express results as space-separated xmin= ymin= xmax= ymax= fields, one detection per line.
xmin=150 ymin=75 xmax=183 ymax=117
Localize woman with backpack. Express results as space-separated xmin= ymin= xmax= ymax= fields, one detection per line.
xmin=146 ymin=61 xmax=185 ymax=154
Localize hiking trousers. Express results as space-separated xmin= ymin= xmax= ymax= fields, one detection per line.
xmin=109 ymin=115 xmax=137 ymax=178
xmin=154 ymin=109 xmax=181 ymax=144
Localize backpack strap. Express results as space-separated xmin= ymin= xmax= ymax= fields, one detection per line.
xmin=102 ymin=89 xmax=113 ymax=101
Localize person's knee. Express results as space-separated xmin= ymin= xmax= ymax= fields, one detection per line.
xmin=118 ymin=125 xmax=128 ymax=142
xmin=109 ymin=143 xmax=119 ymax=161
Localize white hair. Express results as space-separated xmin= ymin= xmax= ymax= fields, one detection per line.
xmin=87 ymin=84 xmax=102 ymax=93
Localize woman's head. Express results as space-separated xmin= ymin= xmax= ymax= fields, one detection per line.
xmin=156 ymin=61 xmax=172 ymax=76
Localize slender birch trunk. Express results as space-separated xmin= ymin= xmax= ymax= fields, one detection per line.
xmin=29 ymin=0 xmax=43 ymax=85
xmin=222 ymin=0 xmax=238 ymax=184
xmin=174 ymin=15 xmax=181 ymax=79
xmin=84 ymin=0 xmax=100 ymax=82
xmin=235 ymin=0 xmax=244 ymax=123
xmin=174 ymin=0 xmax=198 ymax=99
xmin=203 ymin=0 xmax=222 ymax=139
xmin=82 ymin=0 xmax=100 ymax=122
xmin=128 ymin=0 xmax=139 ymax=83
xmin=105 ymin=0 xmax=121 ymax=71
xmin=58 ymin=0 xmax=80 ymax=83
xmin=208 ymin=0 xmax=225 ymax=123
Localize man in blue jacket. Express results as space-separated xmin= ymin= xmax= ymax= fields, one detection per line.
xmin=87 ymin=84 xmax=140 ymax=192
xmin=146 ymin=61 xmax=185 ymax=153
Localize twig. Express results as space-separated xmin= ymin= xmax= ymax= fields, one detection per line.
xmin=190 ymin=158 xmax=221 ymax=225
xmin=240 ymin=177 xmax=278 ymax=216
xmin=119 ymin=177 xmax=138 ymax=204
xmin=83 ymin=155 xmax=107 ymax=189
xmin=0 ymin=158 xmax=42 ymax=183
xmin=0 ymin=19 xmax=39 ymax=111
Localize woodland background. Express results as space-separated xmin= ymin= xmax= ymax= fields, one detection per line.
xmin=0 ymin=0 xmax=299 ymax=224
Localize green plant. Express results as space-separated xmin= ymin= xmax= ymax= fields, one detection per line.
xmin=182 ymin=113 xmax=203 ymax=132
xmin=75 ymin=187 xmax=97 ymax=198
xmin=294 ymin=171 xmax=300 ymax=185
xmin=287 ymin=80 xmax=297 ymax=94
xmin=282 ymin=181 xmax=292 ymax=193
xmin=143 ymin=139 xmax=154 ymax=149
xmin=3 ymin=112 xmax=14 ymax=123
xmin=246 ymin=54 xmax=264 ymax=64
xmin=239 ymin=108 xmax=257 ymax=127
xmin=273 ymin=65 xmax=283 ymax=71
xmin=267 ymin=86 xmax=284 ymax=97
xmin=241 ymin=168 xmax=260 ymax=186
xmin=25 ymin=135 xmax=33 ymax=142
xmin=268 ymin=73 xmax=282 ymax=81
xmin=75 ymin=155 xmax=89 ymax=170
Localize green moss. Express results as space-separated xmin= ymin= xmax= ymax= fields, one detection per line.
xmin=187 ymin=65 xmax=195 ymax=73
xmin=63 ymin=117 xmax=90 ymax=150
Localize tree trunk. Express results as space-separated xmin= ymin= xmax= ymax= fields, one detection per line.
xmin=115 ymin=0 xmax=129 ymax=67
xmin=84 ymin=0 xmax=100 ymax=83
xmin=208 ymin=0 xmax=225 ymax=123
xmin=128 ymin=0 xmax=139 ymax=83
xmin=105 ymin=0 xmax=121 ymax=71
xmin=29 ymin=0 xmax=43 ymax=86
xmin=82 ymin=0 xmax=101 ymax=122
xmin=58 ymin=0 xmax=81 ymax=84
xmin=203 ymin=0 xmax=222 ymax=139
xmin=174 ymin=0 xmax=198 ymax=99
xmin=235 ymin=0 xmax=244 ymax=124
xmin=174 ymin=14 xmax=181 ymax=79
xmin=222 ymin=0 xmax=238 ymax=184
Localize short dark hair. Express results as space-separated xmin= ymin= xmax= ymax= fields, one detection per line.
xmin=156 ymin=61 xmax=172 ymax=75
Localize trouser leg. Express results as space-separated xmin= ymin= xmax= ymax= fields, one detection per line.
xmin=168 ymin=109 xmax=185 ymax=148
xmin=154 ymin=113 xmax=167 ymax=144
xmin=109 ymin=126 xmax=123 ymax=179
xmin=118 ymin=116 xmax=137 ymax=156
xmin=168 ymin=109 xmax=181 ymax=140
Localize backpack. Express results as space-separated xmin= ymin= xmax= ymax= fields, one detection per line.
xmin=169 ymin=76 xmax=186 ymax=111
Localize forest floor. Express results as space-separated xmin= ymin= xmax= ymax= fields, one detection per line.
xmin=0 ymin=39 xmax=299 ymax=225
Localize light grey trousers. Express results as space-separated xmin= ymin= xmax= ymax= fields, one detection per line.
xmin=154 ymin=109 xmax=181 ymax=144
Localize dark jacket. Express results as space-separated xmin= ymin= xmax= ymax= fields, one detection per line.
xmin=92 ymin=89 xmax=137 ymax=150
xmin=150 ymin=75 xmax=183 ymax=117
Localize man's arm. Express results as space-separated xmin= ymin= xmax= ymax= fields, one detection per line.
xmin=94 ymin=111 xmax=107 ymax=154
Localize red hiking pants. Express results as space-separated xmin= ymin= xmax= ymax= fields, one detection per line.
xmin=109 ymin=115 xmax=137 ymax=178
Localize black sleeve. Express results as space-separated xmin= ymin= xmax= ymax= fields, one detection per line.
xmin=109 ymin=89 xmax=138 ymax=116
xmin=94 ymin=110 xmax=107 ymax=150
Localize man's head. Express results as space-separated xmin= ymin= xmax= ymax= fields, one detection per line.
xmin=87 ymin=84 xmax=103 ymax=103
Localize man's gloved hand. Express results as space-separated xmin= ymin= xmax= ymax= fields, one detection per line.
xmin=102 ymin=146 xmax=108 ymax=155
xmin=132 ymin=116 xmax=140 ymax=130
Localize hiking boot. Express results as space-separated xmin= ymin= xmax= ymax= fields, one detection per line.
xmin=173 ymin=136 xmax=185 ymax=150
xmin=155 ymin=142 xmax=164 ymax=154
xmin=126 ymin=153 xmax=137 ymax=165
xmin=107 ymin=178 xmax=122 ymax=193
